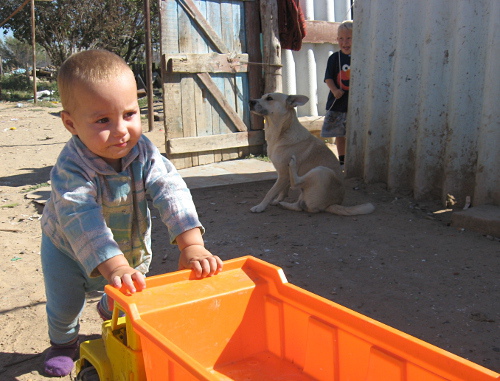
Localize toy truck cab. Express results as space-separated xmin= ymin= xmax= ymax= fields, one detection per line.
xmin=76 ymin=303 xmax=146 ymax=380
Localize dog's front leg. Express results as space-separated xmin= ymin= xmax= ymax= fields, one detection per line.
xmin=250 ymin=177 xmax=290 ymax=213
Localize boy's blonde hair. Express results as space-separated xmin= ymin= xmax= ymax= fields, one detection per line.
xmin=338 ymin=20 xmax=353 ymax=33
xmin=57 ymin=49 xmax=132 ymax=112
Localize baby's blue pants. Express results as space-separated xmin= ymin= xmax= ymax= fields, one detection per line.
xmin=41 ymin=233 xmax=111 ymax=345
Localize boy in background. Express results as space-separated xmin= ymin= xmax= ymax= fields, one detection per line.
xmin=321 ymin=20 xmax=353 ymax=167
xmin=41 ymin=49 xmax=223 ymax=376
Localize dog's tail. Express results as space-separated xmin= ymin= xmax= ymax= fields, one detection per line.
xmin=325 ymin=203 xmax=375 ymax=216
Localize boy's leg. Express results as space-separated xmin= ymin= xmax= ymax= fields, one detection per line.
xmin=40 ymin=233 xmax=105 ymax=376
xmin=96 ymin=293 xmax=114 ymax=320
xmin=321 ymin=110 xmax=347 ymax=165
xmin=41 ymin=234 xmax=87 ymax=344
xmin=335 ymin=137 xmax=346 ymax=164
xmin=320 ymin=110 xmax=338 ymax=139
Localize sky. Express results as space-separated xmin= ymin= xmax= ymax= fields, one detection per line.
xmin=0 ymin=28 xmax=13 ymax=41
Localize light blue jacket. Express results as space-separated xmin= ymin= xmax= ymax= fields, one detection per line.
xmin=41 ymin=135 xmax=203 ymax=277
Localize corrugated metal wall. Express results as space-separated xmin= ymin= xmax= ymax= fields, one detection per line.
xmin=346 ymin=0 xmax=500 ymax=207
xmin=282 ymin=0 xmax=352 ymax=117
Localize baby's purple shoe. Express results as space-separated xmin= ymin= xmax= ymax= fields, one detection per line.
xmin=44 ymin=339 xmax=79 ymax=377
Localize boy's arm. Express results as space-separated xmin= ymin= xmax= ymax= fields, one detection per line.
xmin=176 ymin=228 xmax=223 ymax=278
xmin=97 ymin=255 xmax=146 ymax=292
xmin=325 ymin=78 xmax=344 ymax=99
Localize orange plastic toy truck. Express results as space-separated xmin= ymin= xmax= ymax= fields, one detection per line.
xmin=76 ymin=256 xmax=499 ymax=380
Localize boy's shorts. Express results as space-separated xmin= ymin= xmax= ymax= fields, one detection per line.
xmin=320 ymin=110 xmax=347 ymax=138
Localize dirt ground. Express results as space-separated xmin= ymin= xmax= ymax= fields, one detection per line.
xmin=0 ymin=101 xmax=498 ymax=380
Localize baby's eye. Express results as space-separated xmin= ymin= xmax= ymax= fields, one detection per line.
xmin=124 ymin=111 xmax=137 ymax=119
xmin=96 ymin=117 xmax=109 ymax=124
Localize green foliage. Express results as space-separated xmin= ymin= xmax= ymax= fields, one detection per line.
xmin=0 ymin=0 xmax=160 ymax=66
xmin=0 ymin=36 xmax=50 ymax=70
xmin=1 ymin=203 xmax=19 ymax=208
xmin=0 ymin=73 xmax=58 ymax=101
xmin=245 ymin=154 xmax=271 ymax=162
xmin=37 ymin=79 xmax=58 ymax=93
xmin=21 ymin=182 xmax=50 ymax=193
xmin=1 ymin=73 xmax=31 ymax=91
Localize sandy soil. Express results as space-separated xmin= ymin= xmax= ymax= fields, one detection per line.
xmin=0 ymin=101 xmax=498 ymax=380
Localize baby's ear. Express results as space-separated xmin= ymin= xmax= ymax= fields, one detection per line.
xmin=60 ymin=111 xmax=78 ymax=135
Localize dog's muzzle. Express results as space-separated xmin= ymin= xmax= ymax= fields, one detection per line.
xmin=249 ymin=100 xmax=267 ymax=115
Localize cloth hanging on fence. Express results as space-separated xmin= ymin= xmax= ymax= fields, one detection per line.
xmin=277 ymin=0 xmax=307 ymax=51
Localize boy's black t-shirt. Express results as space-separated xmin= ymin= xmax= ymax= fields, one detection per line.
xmin=324 ymin=51 xmax=351 ymax=112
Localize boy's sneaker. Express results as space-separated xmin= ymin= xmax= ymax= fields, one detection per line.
xmin=44 ymin=339 xmax=79 ymax=377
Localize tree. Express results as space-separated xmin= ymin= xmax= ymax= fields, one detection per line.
xmin=0 ymin=0 xmax=159 ymax=66
xmin=0 ymin=36 xmax=31 ymax=72
xmin=0 ymin=36 xmax=50 ymax=71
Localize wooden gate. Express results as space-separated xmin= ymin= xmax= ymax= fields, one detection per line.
xmin=160 ymin=0 xmax=264 ymax=169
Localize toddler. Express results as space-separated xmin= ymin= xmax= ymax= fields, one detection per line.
xmin=41 ymin=49 xmax=222 ymax=377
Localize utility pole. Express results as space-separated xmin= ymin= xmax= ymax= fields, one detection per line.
xmin=144 ymin=0 xmax=154 ymax=131
xmin=31 ymin=0 xmax=37 ymax=104
xmin=0 ymin=55 xmax=3 ymax=100
xmin=31 ymin=0 xmax=53 ymax=104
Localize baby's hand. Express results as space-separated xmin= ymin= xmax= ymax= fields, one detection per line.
xmin=98 ymin=255 xmax=146 ymax=295
xmin=178 ymin=245 xmax=223 ymax=278
xmin=107 ymin=265 xmax=146 ymax=293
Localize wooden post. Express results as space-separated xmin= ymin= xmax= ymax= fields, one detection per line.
xmin=260 ymin=0 xmax=282 ymax=94
xmin=0 ymin=55 xmax=3 ymax=100
xmin=245 ymin=0 xmax=263 ymax=131
xmin=31 ymin=0 xmax=37 ymax=104
xmin=144 ymin=0 xmax=154 ymax=131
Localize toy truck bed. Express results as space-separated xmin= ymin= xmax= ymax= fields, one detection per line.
xmin=105 ymin=256 xmax=499 ymax=381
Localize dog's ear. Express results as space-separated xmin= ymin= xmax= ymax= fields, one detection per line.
xmin=286 ymin=95 xmax=309 ymax=108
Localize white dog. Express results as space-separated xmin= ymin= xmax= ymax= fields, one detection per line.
xmin=249 ymin=93 xmax=374 ymax=216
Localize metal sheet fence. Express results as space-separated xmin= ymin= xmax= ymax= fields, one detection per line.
xmin=283 ymin=0 xmax=499 ymax=207
xmin=347 ymin=0 xmax=499 ymax=207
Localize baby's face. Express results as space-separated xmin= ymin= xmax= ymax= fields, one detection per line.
xmin=337 ymin=29 xmax=352 ymax=55
xmin=61 ymin=70 xmax=142 ymax=170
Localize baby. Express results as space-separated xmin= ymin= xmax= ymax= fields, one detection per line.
xmin=40 ymin=49 xmax=222 ymax=376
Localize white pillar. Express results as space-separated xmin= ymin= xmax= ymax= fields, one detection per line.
xmin=282 ymin=49 xmax=297 ymax=95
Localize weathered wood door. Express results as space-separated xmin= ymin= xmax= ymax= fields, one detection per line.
xmin=160 ymin=0 xmax=263 ymax=169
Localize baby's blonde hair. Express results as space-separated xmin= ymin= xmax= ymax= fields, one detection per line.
xmin=338 ymin=20 xmax=353 ymax=33
xmin=57 ymin=49 xmax=132 ymax=112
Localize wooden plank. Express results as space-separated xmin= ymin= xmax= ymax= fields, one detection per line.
xmin=162 ymin=0 xmax=191 ymax=168
xmin=302 ymin=20 xmax=340 ymax=44
xmin=260 ymin=0 xmax=282 ymax=93
xmin=245 ymin=0 xmax=264 ymax=131
xmin=178 ymin=1 xmax=197 ymax=166
xmin=196 ymin=72 xmax=248 ymax=132
xmin=221 ymin=2 xmax=239 ymax=160
xmin=192 ymin=0 xmax=213 ymax=166
xmin=168 ymin=131 xmax=265 ymax=154
xmin=206 ymin=1 xmax=223 ymax=162
xmin=164 ymin=53 xmax=248 ymax=73
xmin=177 ymin=0 xmax=229 ymax=54
xmin=232 ymin=3 xmax=247 ymax=158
